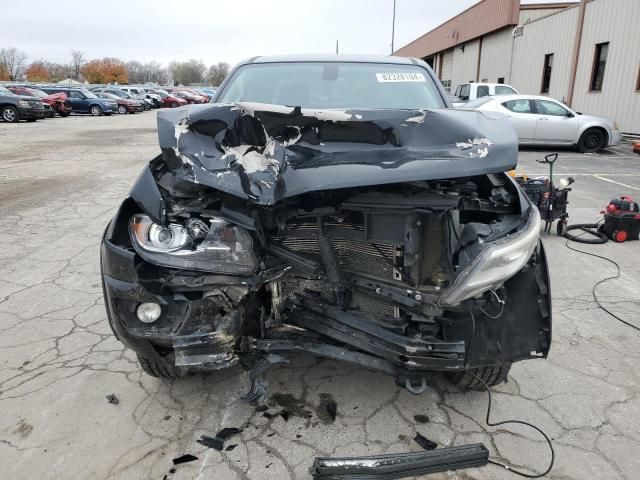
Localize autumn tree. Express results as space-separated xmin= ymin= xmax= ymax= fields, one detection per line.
xmin=0 ymin=64 xmax=9 ymax=81
xmin=207 ymin=62 xmax=230 ymax=86
xmin=0 ymin=47 xmax=27 ymax=81
xmin=81 ymin=57 xmax=128 ymax=84
xmin=25 ymin=61 xmax=51 ymax=82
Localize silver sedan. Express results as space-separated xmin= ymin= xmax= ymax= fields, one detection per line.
xmin=464 ymin=94 xmax=622 ymax=153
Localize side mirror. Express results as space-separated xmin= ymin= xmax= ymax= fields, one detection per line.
xmin=566 ymin=112 xmax=575 ymax=118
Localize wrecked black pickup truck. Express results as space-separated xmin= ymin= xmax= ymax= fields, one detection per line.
xmin=101 ymin=55 xmax=551 ymax=394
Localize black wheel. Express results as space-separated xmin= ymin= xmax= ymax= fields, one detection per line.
xmin=170 ymin=102 xmax=178 ymax=108
xmin=557 ymin=219 xmax=568 ymax=237
xmin=118 ymin=105 xmax=127 ymax=114
xmin=90 ymin=105 xmax=103 ymax=116
xmin=446 ymin=365 xmax=511 ymax=390
xmin=137 ymin=355 xmax=181 ymax=379
xmin=1 ymin=106 xmax=19 ymax=123
xmin=578 ymin=128 xmax=606 ymax=153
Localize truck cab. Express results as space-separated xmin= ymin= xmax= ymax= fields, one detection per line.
xmin=451 ymin=82 xmax=518 ymax=107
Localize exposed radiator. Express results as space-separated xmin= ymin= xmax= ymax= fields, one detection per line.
xmin=275 ymin=220 xmax=399 ymax=316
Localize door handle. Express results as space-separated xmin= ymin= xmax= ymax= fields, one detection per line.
xmin=538 ymin=117 xmax=548 ymax=120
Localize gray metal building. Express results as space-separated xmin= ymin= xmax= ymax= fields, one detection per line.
xmin=395 ymin=0 xmax=640 ymax=134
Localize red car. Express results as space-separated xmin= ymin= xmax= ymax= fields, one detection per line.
xmin=175 ymin=88 xmax=209 ymax=103
xmin=7 ymin=86 xmax=72 ymax=117
xmin=97 ymin=92 xmax=144 ymax=114
xmin=152 ymin=90 xmax=188 ymax=108
xmin=169 ymin=89 xmax=206 ymax=104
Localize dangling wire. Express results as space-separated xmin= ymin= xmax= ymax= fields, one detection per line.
xmin=470 ymin=372 xmax=555 ymax=478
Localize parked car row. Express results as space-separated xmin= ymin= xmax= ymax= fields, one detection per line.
xmin=0 ymin=83 xmax=219 ymax=122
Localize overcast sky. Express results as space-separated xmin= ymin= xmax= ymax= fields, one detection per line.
xmin=1 ymin=0 xmax=576 ymax=67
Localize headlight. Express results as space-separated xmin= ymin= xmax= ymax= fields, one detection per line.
xmin=439 ymin=208 xmax=541 ymax=307
xmin=18 ymin=100 xmax=30 ymax=107
xmin=130 ymin=214 xmax=257 ymax=274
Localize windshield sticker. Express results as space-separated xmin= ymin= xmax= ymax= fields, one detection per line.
xmin=376 ymin=72 xmax=426 ymax=83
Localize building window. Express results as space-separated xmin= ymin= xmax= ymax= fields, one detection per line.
xmin=541 ymin=53 xmax=553 ymax=94
xmin=590 ymin=42 xmax=609 ymax=92
xmin=441 ymin=79 xmax=451 ymax=93
xmin=497 ymin=77 xmax=505 ymax=84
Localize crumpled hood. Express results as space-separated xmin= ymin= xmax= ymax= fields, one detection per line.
xmin=157 ymin=102 xmax=517 ymax=205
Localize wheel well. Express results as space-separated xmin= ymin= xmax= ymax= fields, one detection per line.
xmin=582 ymin=126 xmax=608 ymax=145
xmin=0 ymin=103 xmax=18 ymax=110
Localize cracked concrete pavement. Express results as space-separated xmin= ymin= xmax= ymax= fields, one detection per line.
xmin=1 ymin=113 xmax=640 ymax=479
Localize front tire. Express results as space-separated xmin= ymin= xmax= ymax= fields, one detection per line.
xmin=170 ymin=102 xmax=178 ymax=108
xmin=118 ymin=105 xmax=127 ymax=114
xmin=578 ymin=128 xmax=606 ymax=153
xmin=446 ymin=365 xmax=511 ymax=390
xmin=90 ymin=105 xmax=103 ymax=116
xmin=137 ymin=355 xmax=181 ymax=379
xmin=1 ymin=106 xmax=19 ymax=123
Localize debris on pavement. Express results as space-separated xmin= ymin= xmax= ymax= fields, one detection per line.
xmin=413 ymin=414 xmax=430 ymax=424
xmin=310 ymin=443 xmax=489 ymax=479
xmin=197 ymin=435 xmax=224 ymax=451
xmin=172 ymin=454 xmax=198 ymax=465
xmin=317 ymin=393 xmax=337 ymax=424
xmin=413 ymin=433 xmax=438 ymax=450
xmin=105 ymin=394 xmax=119 ymax=405
xmin=197 ymin=427 xmax=242 ymax=451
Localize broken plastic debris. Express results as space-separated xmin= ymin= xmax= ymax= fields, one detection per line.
xmin=105 ymin=394 xmax=119 ymax=405
xmin=197 ymin=435 xmax=224 ymax=451
xmin=197 ymin=428 xmax=242 ymax=451
xmin=413 ymin=433 xmax=438 ymax=450
xmin=225 ymin=444 xmax=237 ymax=451
xmin=172 ymin=454 xmax=198 ymax=465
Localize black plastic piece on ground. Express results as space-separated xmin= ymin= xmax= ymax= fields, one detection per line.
xmin=413 ymin=433 xmax=437 ymax=450
xmin=197 ymin=435 xmax=224 ymax=451
xmin=105 ymin=394 xmax=119 ymax=405
xmin=310 ymin=443 xmax=488 ymax=479
xmin=172 ymin=454 xmax=198 ymax=465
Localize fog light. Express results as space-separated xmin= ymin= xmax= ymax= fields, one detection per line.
xmin=136 ymin=302 xmax=162 ymax=323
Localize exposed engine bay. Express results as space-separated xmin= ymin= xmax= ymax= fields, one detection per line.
xmin=101 ymin=101 xmax=551 ymax=394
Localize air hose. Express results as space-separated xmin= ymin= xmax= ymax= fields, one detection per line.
xmin=563 ymin=222 xmax=608 ymax=244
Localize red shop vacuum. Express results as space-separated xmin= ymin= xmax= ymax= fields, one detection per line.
xmin=599 ymin=196 xmax=640 ymax=242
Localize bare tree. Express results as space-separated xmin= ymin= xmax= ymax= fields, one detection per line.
xmin=207 ymin=62 xmax=230 ymax=87
xmin=70 ymin=50 xmax=85 ymax=80
xmin=43 ymin=61 xmax=72 ymax=82
xmin=169 ymin=59 xmax=207 ymax=86
xmin=0 ymin=47 xmax=27 ymax=81
xmin=126 ymin=60 xmax=144 ymax=83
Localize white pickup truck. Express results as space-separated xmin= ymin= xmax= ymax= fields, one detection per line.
xmin=450 ymin=83 xmax=519 ymax=107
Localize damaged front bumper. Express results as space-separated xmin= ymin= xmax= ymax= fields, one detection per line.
xmin=101 ymin=102 xmax=552 ymax=390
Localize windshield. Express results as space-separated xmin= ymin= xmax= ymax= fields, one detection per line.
xmin=0 ymin=86 xmax=14 ymax=95
xmin=217 ymin=62 xmax=445 ymax=109
xmin=109 ymin=90 xmax=130 ymax=98
xmin=495 ymin=85 xmax=517 ymax=95
xmin=20 ymin=88 xmax=46 ymax=98
xmin=81 ymin=89 xmax=98 ymax=99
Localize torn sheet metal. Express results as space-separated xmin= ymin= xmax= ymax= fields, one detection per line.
xmin=156 ymin=102 xmax=517 ymax=205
